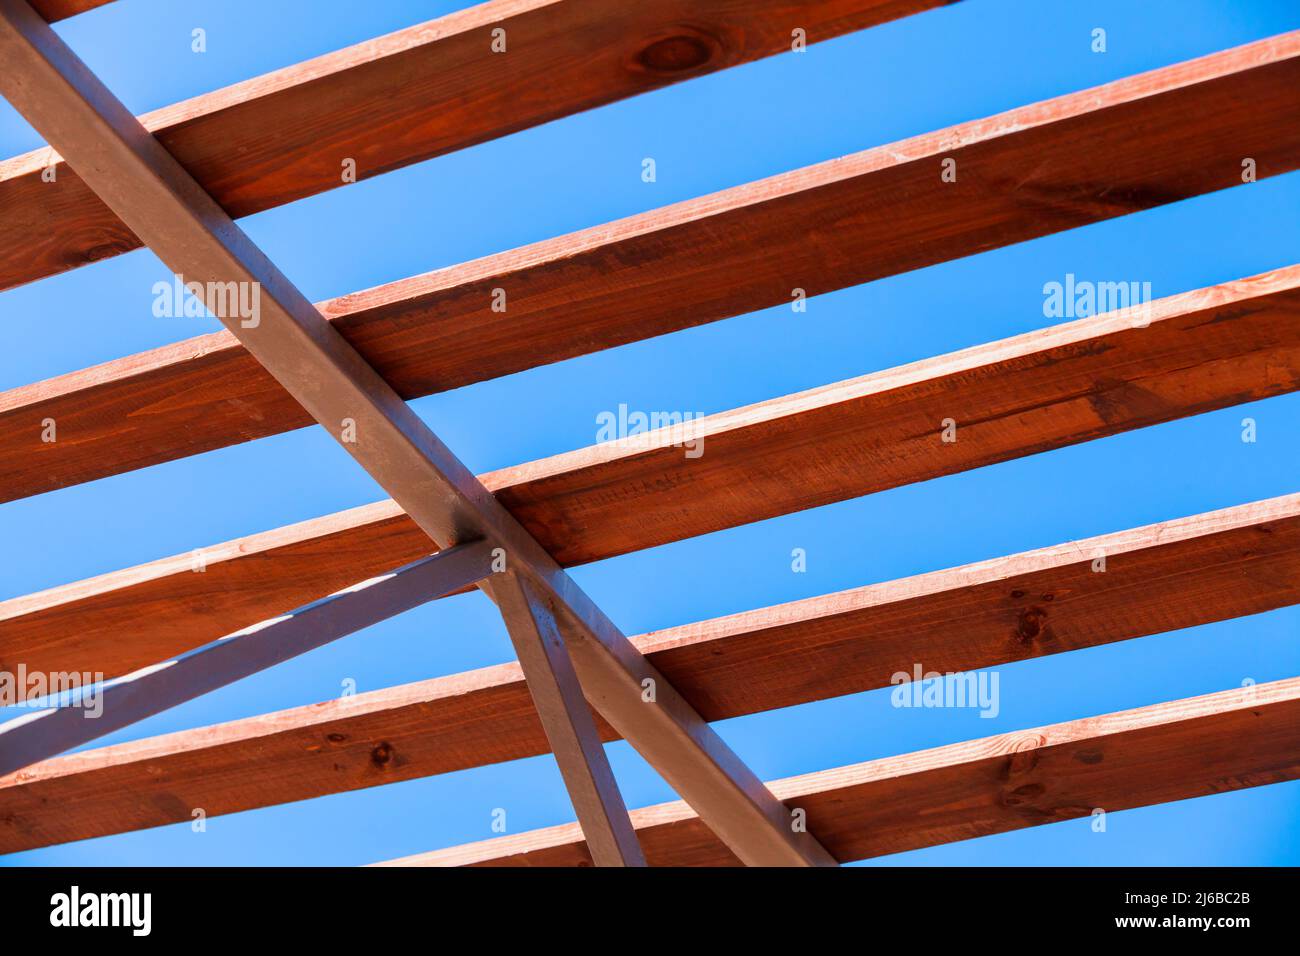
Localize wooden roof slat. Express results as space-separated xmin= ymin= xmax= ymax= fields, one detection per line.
xmin=374 ymin=676 xmax=1300 ymax=866
xmin=29 ymin=0 xmax=112 ymax=21
xmin=0 ymin=0 xmax=944 ymax=293
xmin=0 ymin=0 xmax=836 ymax=867
xmin=0 ymin=541 xmax=497 ymax=778
xmin=3 ymin=267 xmax=1296 ymax=687
xmin=4 ymin=2 xmax=1293 ymax=869
xmin=4 ymin=32 xmax=1299 ymax=503
xmin=3 ymin=493 xmax=1295 ymax=853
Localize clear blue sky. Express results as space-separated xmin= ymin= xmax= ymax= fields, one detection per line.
xmin=1 ymin=0 xmax=1298 ymax=866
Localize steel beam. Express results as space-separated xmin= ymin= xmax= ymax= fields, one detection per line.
xmin=0 ymin=0 xmax=834 ymax=865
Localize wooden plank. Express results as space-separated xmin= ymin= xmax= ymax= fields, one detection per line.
xmin=0 ymin=0 xmax=832 ymax=868
xmin=4 ymin=31 xmax=1300 ymax=504
xmin=490 ymin=572 xmax=644 ymax=866
xmin=29 ymin=0 xmax=111 ymax=20
xmin=4 ymin=267 xmax=1297 ymax=686
xmin=0 ymin=0 xmax=943 ymax=293
xmin=0 ymin=541 xmax=496 ymax=777
xmin=376 ymin=676 xmax=1300 ymax=866
xmin=3 ymin=494 xmax=1296 ymax=852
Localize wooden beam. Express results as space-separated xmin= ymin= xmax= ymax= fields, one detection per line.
xmin=0 ymin=541 xmax=496 ymax=778
xmin=0 ymin=0 xmax=944 ymax=293
xmin=375 ymin=677 xmax=1300 ymax=865
xmin=3 ymin=494 xmax=1295 ymax=852
xmin=0 ymin=0 xmax=831 ymax=868
xmin=5 ymin=268 xmax=1297 ymax=685
xmin=490 ymin=572 xmax=644 ymax=866
xmin=4 ymin=32 xmax=1299 ymax=503
xmin=28 ymin=0 xmax=111 ymax=20
xmin=7 ymin=31 xmax=1300 ymax=509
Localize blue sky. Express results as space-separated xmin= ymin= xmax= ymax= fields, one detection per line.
xmin=1 ymin=0 xmax=1298 ymax=866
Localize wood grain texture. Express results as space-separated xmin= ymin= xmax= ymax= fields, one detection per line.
xmin=4 ymin=31 xmax=1299 ymax=503
xmin=489 ymin=572 xmax=646 ymax=867
xmin=1 ymin=0 xmax=834 ymax=869
xmin=0 ymin=542 xmax=496 ymax=778
xmin=3 ymin=494 xmax=1296 ymax=852
xmin=0 ymin=0 xmax=943 ymax=293
xmin=3 ymin=268 xmax=1297 ymax=687
xmin=379 ymin=677 xmax=1300 ymax=865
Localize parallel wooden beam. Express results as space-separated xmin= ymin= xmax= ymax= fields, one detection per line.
xmin=4 ymin=31 xmax=1300 ymax=503
xmin=490 ymin=572 xmax=644 ymax=866
xmin=0 ymin=0 xmax=832 ymax=867
xmin=5 ymin=268 xmax=1297 ymax=685
xmin=0 ymin=541 xmax=496 ymax=778
xmin=3 ymin=494 xmax=1295 ymax=853
xmin=376 ymin=677 xmax=1300 ymax=866
xmin=0 ymin=0 xmax=944 ymax=293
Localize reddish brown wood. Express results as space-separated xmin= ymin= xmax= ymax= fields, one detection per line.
xmin=378 ymin=677 xmax=1300 ymax=866
xmin=4 ymin=0 xmax=1293 ymax=870
xmin=28 ymin=0 xmax=111 ymax=21
xmin=490 ymin=572 xmax=645 ymax=866
xmin=0 ymin=542 xmax=496 ymax=778
xmin=0 ymin=0 xmax=943 ymax=293
xmin=3 ymin=494 xmax=1295 ymax=852
xmin=3 ymin=269 xmax=1296 ymax=687
xmin=3 ymin=32 xmax=1299 ymax=503
xmin=0 ymin=0 xmax=834 ymax=868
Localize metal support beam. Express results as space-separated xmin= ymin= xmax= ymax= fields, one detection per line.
xmin=0 ymin=542 xmax=496 ymax=777
xmin=490 ymin=572 xmax=646 ymax=866
xmin=0 ymin=0 xmax=834 ymax=865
